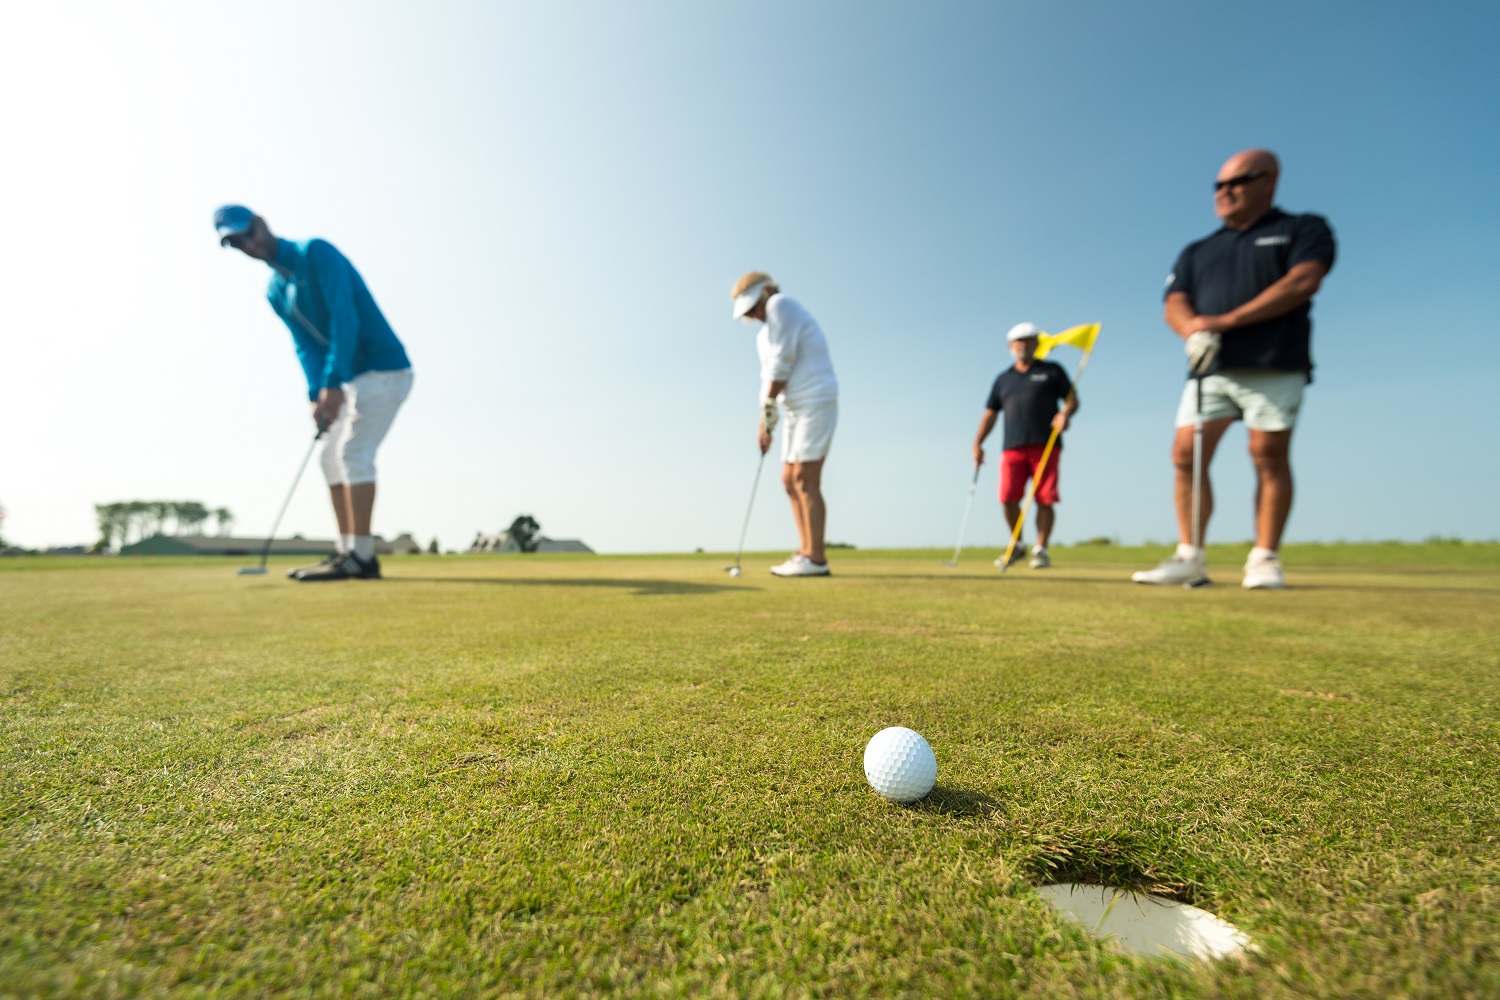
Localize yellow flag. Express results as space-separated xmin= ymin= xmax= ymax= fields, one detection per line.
xmin=1035 ymin=322 xmax=1101 ymax=360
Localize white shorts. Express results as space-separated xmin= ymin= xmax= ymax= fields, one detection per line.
xmin=321 ymin=368 xmax=413 ymax=485
xmin=1175 ymin=369 xmax=1305 ymax=432
xmin=782 ymin=400 xmax=837 ymax=463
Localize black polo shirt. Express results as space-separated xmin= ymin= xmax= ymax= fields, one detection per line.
xmin=1165 ymin=207 xmax=1336 ymax=379
xmin=985 ymin=360 xmax=1072 ymax=450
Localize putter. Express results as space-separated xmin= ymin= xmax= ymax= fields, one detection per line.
xmin=942 ymin=465 xmax=981 ymax=566
xmin=724 ymin=450 xmax=768 ymax=575
xmin=237 ymin=428 xmax=325 ymax=576
xmin=1184 ymin=375 xmax=1212 ymax=589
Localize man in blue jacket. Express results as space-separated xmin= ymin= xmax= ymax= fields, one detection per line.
xmin=215 ymin=206 xmax=413 ymax=581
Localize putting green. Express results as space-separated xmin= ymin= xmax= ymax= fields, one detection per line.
xmin=3 ymin=544 xmax=1497 ymax=996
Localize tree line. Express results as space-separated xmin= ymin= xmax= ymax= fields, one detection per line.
xmin=94 ymin=501 xmax=234 ymax=551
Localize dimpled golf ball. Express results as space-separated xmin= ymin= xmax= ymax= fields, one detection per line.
xmin=729 ymin=566 xmax=741 ymax=577
xmin=863 ymin=726 xmax=937 ymax=802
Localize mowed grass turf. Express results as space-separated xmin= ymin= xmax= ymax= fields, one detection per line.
xmin=2 ymin=544 xmax=1498 ymax=997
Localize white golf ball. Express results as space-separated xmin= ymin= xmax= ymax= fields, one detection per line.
xmin=729 ymin=566 xmax=741 ymax=577
xmin=863 ymin=726 xmax=937 ymax=803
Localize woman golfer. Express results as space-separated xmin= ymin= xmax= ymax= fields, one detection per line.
xmin=731 ymin=272 xmax=839 ymax=577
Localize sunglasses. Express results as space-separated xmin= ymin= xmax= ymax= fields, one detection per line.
xmin=1214 ymin=171 xmax=1267 ymax=192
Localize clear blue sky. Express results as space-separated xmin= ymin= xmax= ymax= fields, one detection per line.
xmin=2 ymin=1 xmax=1495 ymax=553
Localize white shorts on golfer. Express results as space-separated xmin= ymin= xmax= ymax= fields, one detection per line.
xmin=782 ymin=401 xmax=837 ymax=463
xmin=1176 ymin=368 xmax=1305 ymax=432
xmin=320 ymin=368 xmax=414 ymax=485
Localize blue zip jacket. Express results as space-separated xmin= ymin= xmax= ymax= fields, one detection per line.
xmin=267 ymin=238 xmax=411 ymax=400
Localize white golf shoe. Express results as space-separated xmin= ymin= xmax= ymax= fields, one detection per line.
xmin=771 ymin=554 xmax=831 ymax=577
xmin=1028 ymin=546 xmax=1051 ymax=569
xmin=1131 ymin=554 xmax=1207 ymax=586
xmin=1242 ymin=553 xmax=1286 ymax=590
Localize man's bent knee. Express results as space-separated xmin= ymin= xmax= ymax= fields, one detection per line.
xmin=1248 ymin=431 xmax=1292 ymax=473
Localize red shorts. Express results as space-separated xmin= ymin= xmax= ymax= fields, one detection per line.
xmin=999 ymin=444 xmax=1061 ymax=505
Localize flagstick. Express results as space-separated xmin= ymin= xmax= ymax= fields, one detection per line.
xmin=998 ymin=341 xmax=1097 ymax=574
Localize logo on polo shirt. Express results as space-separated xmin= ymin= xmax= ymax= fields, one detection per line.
xmin=1255 ymin=235 xmax=1289 ymax=246
xmin=1030 ymin=373 xmax=1047 ymax=382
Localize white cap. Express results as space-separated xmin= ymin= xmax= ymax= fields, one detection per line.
xmin=732 ymin=280 xmax=770 ymax=320
xmin=1006 ymin=321 xmax=1042 ymax=342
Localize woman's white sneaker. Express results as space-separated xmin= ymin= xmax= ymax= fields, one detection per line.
xmin=771 ymin=554 xmax=831 ymax=577
xmin=769 ymin=554 xmax=803 ymax=576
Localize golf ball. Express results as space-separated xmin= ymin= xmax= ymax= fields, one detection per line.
xmin=729 ymin=566 xmax=741 ymax=577
xmin=863 ymin=726 xmax=937 ymax=802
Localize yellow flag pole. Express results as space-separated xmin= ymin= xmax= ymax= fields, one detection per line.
xmin=997 ymin=339 xmax=1098 ymax=574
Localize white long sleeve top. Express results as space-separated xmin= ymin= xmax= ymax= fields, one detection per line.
xmin=755 ymin=293 xmax=838 ymax=410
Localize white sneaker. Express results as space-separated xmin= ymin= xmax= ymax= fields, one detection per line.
xmin=1131 ymin=554 xmax=1207 ymax=586
xmin=1028 ymin=547 xmax=1051 ymax=569
xmin=771 ymin=555 xmax=831 ymax=577
xmin=769 ymin=554 xmax=804 ymax=575
xmin=1242 ymin=554 xmax=1286 ymax=590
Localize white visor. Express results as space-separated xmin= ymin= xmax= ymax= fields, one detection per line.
xmin=1006 ymin=321 xmax=1043 ymax=343
xmin=732 ymin=281 xmax=769 ymax=320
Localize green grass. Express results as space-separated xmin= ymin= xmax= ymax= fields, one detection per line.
xmin=3 ymin=544 xmax=1498 ymax=997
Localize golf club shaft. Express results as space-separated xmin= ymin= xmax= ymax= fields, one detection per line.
xmin=256 ymin=430 xmax=324 ymax=570
xmin=945 ymin=466 xmax=981 ymax=564
xmin=732 ymin=451 xmax=768 ymax=567
xmin=1191 ymin=377 xmax=1204 ymax=552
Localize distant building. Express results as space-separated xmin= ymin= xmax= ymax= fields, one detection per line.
xmin=469 ymin=531 xmax=594 ymax=554
xmin=120 ymin=533 xmax=422 ymax=556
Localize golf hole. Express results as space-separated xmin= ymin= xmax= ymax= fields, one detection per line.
xmin=1037 ymin=883 xmax=1254 ymax=962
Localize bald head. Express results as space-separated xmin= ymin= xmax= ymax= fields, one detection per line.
xmin=1214 ymin=148 xmax=1279 ymax=230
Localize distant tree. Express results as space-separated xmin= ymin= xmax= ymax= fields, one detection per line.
xmin=92 ymin=501 xmax=230 ymax=550
xmin=427 ymin=538 xmax=440 ymax=554
xmin=149 ymin=501 xmax=174 ymax=538
xmin=507 ymin=515 xmax=541 ymax=553
xmin=174 ymin=501 xmax=210 ymax=535
xmin=94 ymin=502 xmax=126 ymax=551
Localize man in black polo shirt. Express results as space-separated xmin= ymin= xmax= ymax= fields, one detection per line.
xmin=1132 ymin=149 xmax=1335 ymax=590
xmin=972 ymin=322 xmax=1078 ymax=569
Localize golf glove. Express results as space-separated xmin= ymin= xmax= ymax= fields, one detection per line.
xmin=1185 ymin=330 xmax=1222 ymax=377
xmin=761 ymin=400 xmax=779 ymax=434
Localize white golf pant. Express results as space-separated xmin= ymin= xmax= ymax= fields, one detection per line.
xmin=320 ymin=368 xmax=413 ymax=486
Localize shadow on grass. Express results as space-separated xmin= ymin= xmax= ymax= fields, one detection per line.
xmin=910 ymin=786 xmax=1005 ymax=818
xmin=878 ymin=573 xmax=1129 ymax=587
xmin=385 ymin=577 xmax=751 ymax=596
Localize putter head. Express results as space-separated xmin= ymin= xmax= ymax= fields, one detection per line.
xmin=237 ymin=567 xmax=267 ymax=576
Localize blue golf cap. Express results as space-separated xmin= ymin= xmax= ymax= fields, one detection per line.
xmin=214 ymin=204 xmax=255 ymax=245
